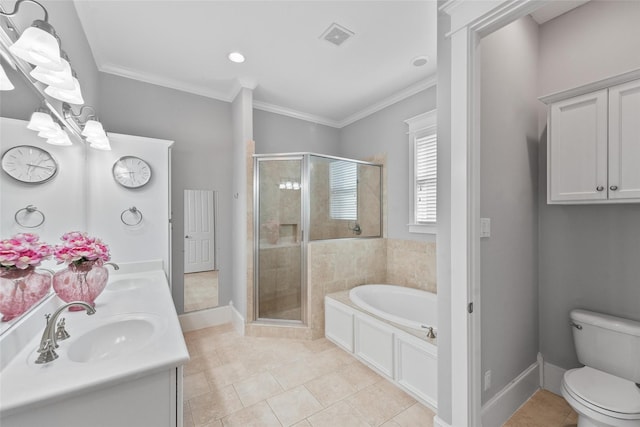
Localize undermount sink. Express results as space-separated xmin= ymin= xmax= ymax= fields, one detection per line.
xmin=66 ymin=314 xmax=161 ymax=363
xmin=106 ymin=277 xmax=153 ymax=291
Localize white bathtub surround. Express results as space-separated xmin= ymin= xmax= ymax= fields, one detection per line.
xmin=0 ymin=261 xmax=189 ymax=427
xmin=325 ymin=290 xmax=437 ymax=410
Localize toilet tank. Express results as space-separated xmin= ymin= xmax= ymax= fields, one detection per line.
xmin=571 ymin=309 xmax=640 ymax=383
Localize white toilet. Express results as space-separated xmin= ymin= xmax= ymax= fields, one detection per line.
xmin=562 ymin=309 xmax=640 ymax=427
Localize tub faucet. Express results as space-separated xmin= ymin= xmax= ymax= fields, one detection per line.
xmin=422 ymin=325 xmax=437 ymax=339
xmin=35 ymin=301 xmax=96 ymax=364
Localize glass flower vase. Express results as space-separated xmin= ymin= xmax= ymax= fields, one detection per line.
xmin=53 ymin=261 xmax=109 ymax=311
xmin=0 ymin=267 xmax=52 ymax=322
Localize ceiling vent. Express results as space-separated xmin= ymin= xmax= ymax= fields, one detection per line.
xmin=320 ymin=23 xmax=354 ymax=47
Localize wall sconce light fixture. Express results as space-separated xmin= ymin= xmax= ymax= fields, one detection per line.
xmin=1 ymin=0 xmax=61 ymax=70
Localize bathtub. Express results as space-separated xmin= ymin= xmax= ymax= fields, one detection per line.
xmin=349 ymin=284 xmax=437 ymax=332
xmin=325 ymin=285 xmax=438 ymax=409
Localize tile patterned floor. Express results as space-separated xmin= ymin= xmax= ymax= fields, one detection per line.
xmin=182 ymin=324 xmax=436 ymax=427
xmin=504 ymin=389 xmax=578 ymax=427
xmin=184 ymin=270 xmax=219 ymax=312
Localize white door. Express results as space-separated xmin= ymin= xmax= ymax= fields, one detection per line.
xmin=548 ymin=89 xmax=608 ymax=203
xmin=609 ymin=78 xmax=640 ymax=200
xmin=184 ymin=190 xmax=215 ymax=273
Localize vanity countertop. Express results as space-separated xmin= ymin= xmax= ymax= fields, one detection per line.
xmin=0 ymin=261 xmax=189 ymax=417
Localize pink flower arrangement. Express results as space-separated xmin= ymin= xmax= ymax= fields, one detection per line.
xmin=53 ymin=231 xmax=110 ymax=266
xmin=0 ymin=233 xmax=53 ymax=270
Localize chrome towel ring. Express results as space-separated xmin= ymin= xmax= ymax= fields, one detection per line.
xmin=14 ymin=205 xmax=45 ymax=228
xmin=120 ymin=206 xmax=143 ymax=226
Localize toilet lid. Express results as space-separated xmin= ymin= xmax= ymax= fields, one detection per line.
xmin=565 ymin=367 xmax=640 ymax=415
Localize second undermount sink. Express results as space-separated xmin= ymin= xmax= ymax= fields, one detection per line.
xmin=66 ymin=314 xmax=162 ymax=363
xmin=106 ymin=277 xmax=153 ymax=291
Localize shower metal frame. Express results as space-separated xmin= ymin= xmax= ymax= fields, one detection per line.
xmin=253 ymin=152 xmax=383 ymax=326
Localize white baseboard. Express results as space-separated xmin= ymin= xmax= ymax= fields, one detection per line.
xmin=179 ymin=305 xmax=231 ymax=332
xmin=542 ymin=360 xmax=566 ymax=396
xmin=481 ymin=361 xmax=540 ymax=427
xmin=433 ymin=415 xmax=452 ymax=427
xmin=229 ymin=300 xmax=245 ymax=336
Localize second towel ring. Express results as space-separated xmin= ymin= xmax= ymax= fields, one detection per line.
xmin=14 ymin=205 xmax=45 ymax=228
xmin=121 ymin=206 xmax=143 ymax=226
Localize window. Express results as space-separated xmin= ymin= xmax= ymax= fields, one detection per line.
xmin=405 ymin=110 xmax=437 ymax=233
xmin=329 ymin=160 xmax=357 ymax=220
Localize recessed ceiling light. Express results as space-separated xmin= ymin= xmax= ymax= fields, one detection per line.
xmin=228 ymin=52 xmax=245 ymax=63
xmin=412 ymin=55 xmax=429 ymax=67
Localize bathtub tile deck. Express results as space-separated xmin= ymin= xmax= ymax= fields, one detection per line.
xmin=183 ymin=324 xmax=435 ymax=427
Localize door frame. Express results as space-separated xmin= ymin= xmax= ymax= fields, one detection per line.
xmin=439 ymin=1 xmax=552 ymax=426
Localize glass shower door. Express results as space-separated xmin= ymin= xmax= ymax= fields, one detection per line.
xmin=255 ymin=157 xmax=304 ymax=322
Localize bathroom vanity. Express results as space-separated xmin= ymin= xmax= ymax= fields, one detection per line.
xmin=0 ymin=261 xmax=189 ymax=427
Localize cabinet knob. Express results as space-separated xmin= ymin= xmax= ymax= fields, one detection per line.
xmin=596 ymin=186 xmax=604 ymax=192
xmin=610 ymin=185 xmax=618 ymax=191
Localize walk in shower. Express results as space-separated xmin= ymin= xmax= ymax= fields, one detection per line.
xmin=254 ymin=153 xmax=382 ymax=324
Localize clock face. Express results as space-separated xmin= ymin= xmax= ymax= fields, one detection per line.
xmin=112 ymin=156 xmax=152 ymax=188
xmin=1 ymin=145 xmax=58 ymax=184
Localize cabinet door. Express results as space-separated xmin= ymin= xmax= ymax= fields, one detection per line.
xmin=548 ymin=90 xmax=608 ymax=203
xmin=609 ymin=79 xmax=640 ymax=200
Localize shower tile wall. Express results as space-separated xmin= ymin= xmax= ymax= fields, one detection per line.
xmin=309 ymin=160 xmax=381 ymax=240
xmin=308 ymin=238 xmax=387 ymax=338
xmin=386 ymin=239 xmax=437 ymax=293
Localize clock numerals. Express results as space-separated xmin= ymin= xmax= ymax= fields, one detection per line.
xmin=1 ymin=145 xmax=58 ymax=184
xmin=112 ymin=156 xmax=152 ymax=189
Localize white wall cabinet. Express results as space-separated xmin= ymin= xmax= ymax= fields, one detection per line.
xmin=543 ymin=75 xmax=640 ymax=204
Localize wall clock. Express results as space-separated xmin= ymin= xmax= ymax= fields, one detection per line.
xmin=112 ymin=156 xmax=152 ymax=189
xmin=1 ymin=145 xmax=58 ymax=184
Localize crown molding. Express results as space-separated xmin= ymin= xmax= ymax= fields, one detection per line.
xmin=99 ymin=63 xmax=236 ymax=102
xmin=338 ymin=75 xmax=437 ymax=128
xmin=254 ymin=76 xmax=437 ymax=129
xmin=252 ymin=101 xmax=342 ymax=128
xmin=98 ymin=62 xmax=436 ymax=129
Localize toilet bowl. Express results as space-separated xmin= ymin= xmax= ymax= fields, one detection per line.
xmin=561 ymin=367 xmax=640 ymax=427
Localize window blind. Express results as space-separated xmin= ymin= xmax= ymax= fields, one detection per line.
xmin=415 ymin=132 xmax=437 ymax=223
xmin=330 ymin=161 xmax=357 ymax=220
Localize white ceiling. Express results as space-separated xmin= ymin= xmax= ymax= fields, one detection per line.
xmin=529 ymin=0 xmax=591 ymax=24
xmin=73 ymin=1 xmax=438 ymax=128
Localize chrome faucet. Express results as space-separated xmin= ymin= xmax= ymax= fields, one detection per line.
xmin=104 ymin=262 xmax=120 ymax=270
xmin=421 ymin=325 xmax=437 ymax=339
xmin=35 ymin=301 xmax=96 ymax=364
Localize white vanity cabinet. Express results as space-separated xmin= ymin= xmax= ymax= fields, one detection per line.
xmin=543 ymin=75 xmax=640 ymax=204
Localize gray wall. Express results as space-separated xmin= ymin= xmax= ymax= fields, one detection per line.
xmin=340 ymin=87 xmax=437 ymax=241
xmin=253 ymin=109 xmax=340 ymax=155
xmin=0 ymin=0 xmax=99 ymax=119
xmin=538 ymin=0 xmax=640 ymax=369
xmin=97 ymin=73 xmax=233 ymax=314
xmin=480 ymin=16 xmax=539 ymax=404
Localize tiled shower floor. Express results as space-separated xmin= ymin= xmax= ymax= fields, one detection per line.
xmin=182 ymin=324 xmax=435 ymax=426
